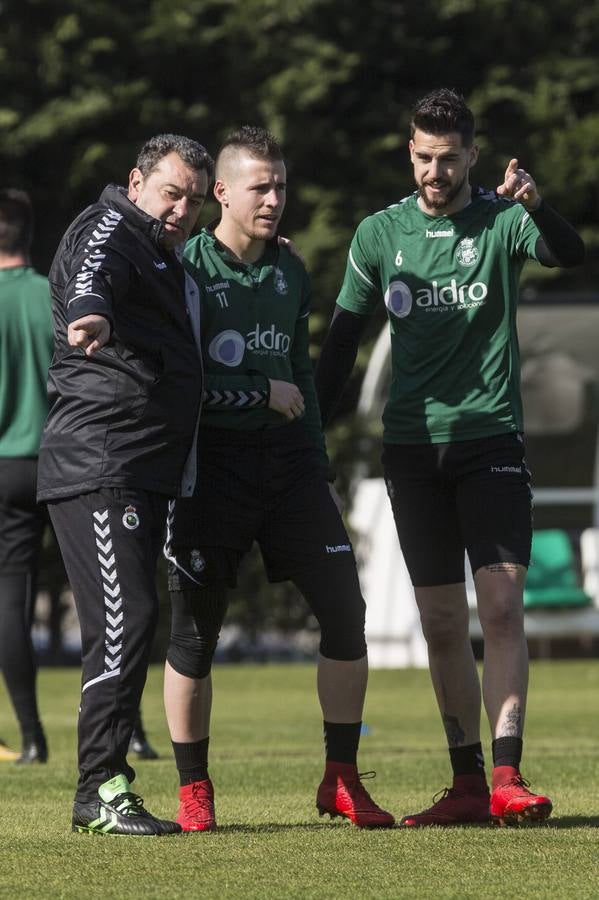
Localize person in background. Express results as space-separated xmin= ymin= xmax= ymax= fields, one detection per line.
xmin=0 ymin=188 xmax=53 ymax=765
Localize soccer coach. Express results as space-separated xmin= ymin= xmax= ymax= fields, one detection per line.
xmin=37 ymin=134 xmax=213 ymax=836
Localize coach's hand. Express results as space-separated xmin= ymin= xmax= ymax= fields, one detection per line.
xmin=68 ymin=314 xmax=111 ymax=356
xmin=497 ymin=158 xmax=541 ymax=211
xmin=268 ymin=379 xmax=305 ymax=421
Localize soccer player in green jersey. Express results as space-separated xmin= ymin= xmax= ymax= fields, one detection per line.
xmin=0 ymin=189 xmax=52 ymax=765
xmin=163 ymin=126 xmax=394 ymax=831
xmin=315 ymin=89 xmax=585 ymax=826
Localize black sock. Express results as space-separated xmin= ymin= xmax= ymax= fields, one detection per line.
xmin=172 ymin=738 xmax=209 ymax=786
xmin=449 ymin=742 xmax=486 ymax=777
xmin=323 ymin=721 xmax=361 ymax=765
xmin=492 ymin=736 xmax=523 ymax=769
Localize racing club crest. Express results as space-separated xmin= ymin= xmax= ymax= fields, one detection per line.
xmin=274 ymin=267 xmax=288 ymax=295
xmin=190 ymin=549 xmax=206 ymax=574
xmin=122 ymin=505 xmax=140 ymax=530
xmin=455 ymin=237 xmax=479 ymax=268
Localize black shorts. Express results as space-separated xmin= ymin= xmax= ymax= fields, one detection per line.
xmin=0 ymin=457 xmax=47 ymax=574
xmin=167 ymin=422 xmax=357 ymax=589
xmin=382 ymin=432 xmax=533 ymax=587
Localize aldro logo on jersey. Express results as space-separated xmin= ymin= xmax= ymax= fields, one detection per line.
xmin=384 ymin=278 xmax=488 ymax=317
xmin=209 ymin=325 xmax=291 ymax=366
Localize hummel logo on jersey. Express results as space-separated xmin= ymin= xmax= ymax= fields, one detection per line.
xmin=153 ymin=260 xmax=168 ymax=270
xmin=490 ymin=465 xmax=522 ymax=474
xmin=206 ymin=280 xmax=231 ymax=308
xmin=325 ymin=544 xmax=351 ymax=554
xmin=425 ymin=228 xmax=454 ymax=238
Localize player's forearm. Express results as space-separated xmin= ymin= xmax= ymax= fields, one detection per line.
xmin=531 ymin=201 xmax=585 ymax=268
xmin=314 ymin=306 xmax=368 ymax=428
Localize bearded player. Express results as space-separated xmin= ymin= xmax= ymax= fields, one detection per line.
xmin=315 ymin=88 xmax=585 ymax=826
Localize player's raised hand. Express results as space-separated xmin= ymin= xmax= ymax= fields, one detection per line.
xmin=68 ymin=314 xmax=111 ymax=356
xmin=497 ymin=158 xmax=541 ymax=211
xmin=268 ymin=379 xmax=305 ymax=421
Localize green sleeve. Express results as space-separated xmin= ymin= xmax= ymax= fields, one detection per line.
xmin=499 ymin=201 xmax=541 ymax=260
xmin=336 ymin=215 xmax=382 ymax=315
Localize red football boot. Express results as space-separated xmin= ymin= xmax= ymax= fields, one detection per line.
xmin=176 ymin=779 xmax=216 ymax=832
xmin=490 ymin=771 xmax=552 ymax=826
xmin=316 ymin=761 xmax=395 ymax=828
xmin=400 ymin=774 xmax=490 ymax=827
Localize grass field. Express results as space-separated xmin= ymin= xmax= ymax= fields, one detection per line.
xmin=1 ymin=660 xmax=598 ymax=899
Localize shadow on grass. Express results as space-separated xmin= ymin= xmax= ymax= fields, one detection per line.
xmin=545 ymin=816 xmax=599 ymax=828
xmin=205 ymin=822 xmax=363 ymax=834
xmin=206 ymin=816 xmax=599 ymax=834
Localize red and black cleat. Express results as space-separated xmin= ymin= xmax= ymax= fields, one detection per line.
xmin=400 ymin=774 xmax=490 ymax=827
xmin=176 ymin=778 xmax=216 ymax=832
xmin=316 ymin=762 xmax=395 ymax=828
xmin=490 ymin=775 xmax=552 ymax=826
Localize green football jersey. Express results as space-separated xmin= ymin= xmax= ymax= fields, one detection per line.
xmin=337 ymin=188 xmax=541 ymax=444
xmin=184 ymin=227 xmax=329 ymax=471
xmin=0 ymin=267 xmax=53 ymax=457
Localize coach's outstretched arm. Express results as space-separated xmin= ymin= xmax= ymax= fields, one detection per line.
xmin=67 ymin=314 xmax=111 ymax=356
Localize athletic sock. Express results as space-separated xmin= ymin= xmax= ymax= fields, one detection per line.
xmin=492 ymin=737 xmax=523 ymax=789
xmin=172 ymin=738 xmax=209 ymax=786
xmin=323 ymin=721 xmax=361 ymax=765
xmin=449 ymin=742 xmax=486 ymax=778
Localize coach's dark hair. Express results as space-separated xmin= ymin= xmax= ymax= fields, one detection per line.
xmin=136 ymin=134 xmax=214 ymax=180
xmin=0 ymin=188 xmax=33 ymax=255
xmin=410 ymin=89 xmax=475 ymax=147
xmin=217 ymin=125 xmax=283 ymax=163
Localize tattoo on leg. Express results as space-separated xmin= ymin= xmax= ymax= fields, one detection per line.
xmin=443 ymin=714 xmax=466 ymax=747
xmin=484 ymin=563 xmax=521 ymax=574
xmin=498 ymin=703 xmax=522 ymax=737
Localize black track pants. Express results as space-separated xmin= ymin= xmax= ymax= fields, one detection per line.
xmin=48 ymin=488 xmax=168 ymax=802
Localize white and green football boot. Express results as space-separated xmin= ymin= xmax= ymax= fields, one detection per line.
xmin=72 ymin=774 xmax=181 ymax=835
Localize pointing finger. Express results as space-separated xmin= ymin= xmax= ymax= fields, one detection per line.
xmin=506 ymin=158 xmax=519 ymax=177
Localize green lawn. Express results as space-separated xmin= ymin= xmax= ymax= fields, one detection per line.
xmin=1 ymin=661 xmax=598 ymax=899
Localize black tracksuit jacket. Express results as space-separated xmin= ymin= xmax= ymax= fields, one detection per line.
xmin=37 ymin=185 xmax=203 ymax=501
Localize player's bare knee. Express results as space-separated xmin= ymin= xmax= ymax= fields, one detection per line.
xmin=420 ymin=607 xmax=469 ymax=650
xmin=478 ymin=595 xmax=524 ymax=639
